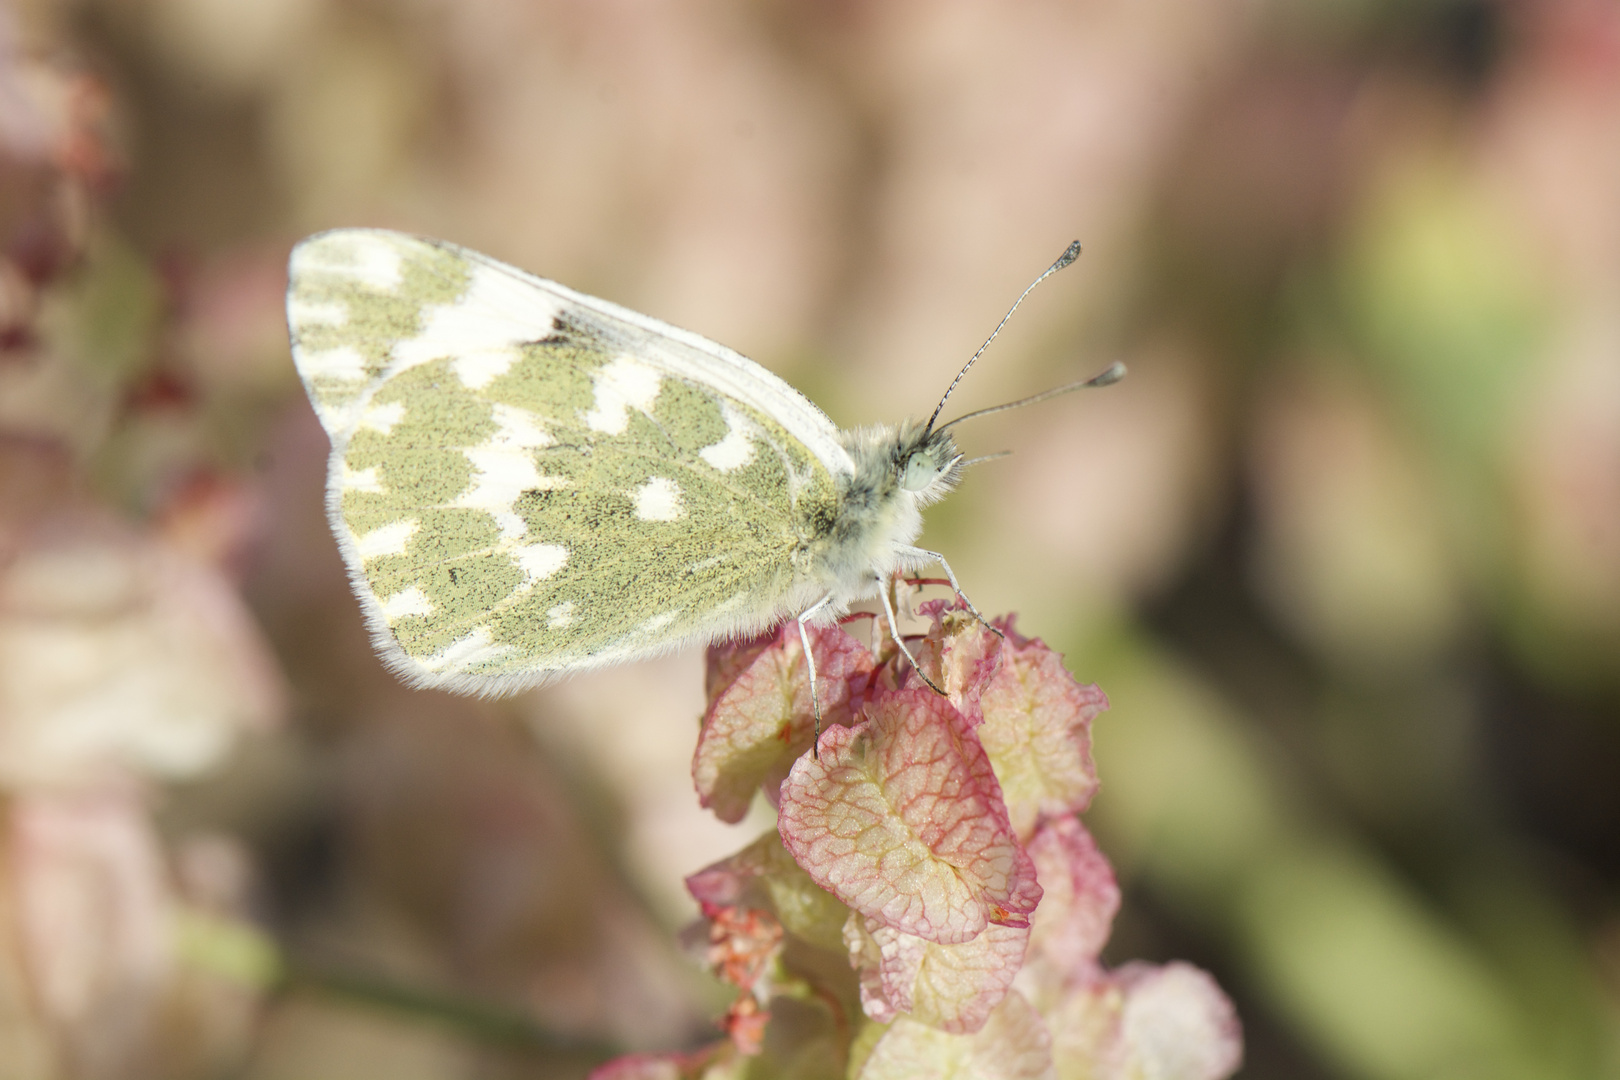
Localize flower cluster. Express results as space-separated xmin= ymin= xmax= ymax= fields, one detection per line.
xmin=594 ymin=604 xmax=1242 ymax=1080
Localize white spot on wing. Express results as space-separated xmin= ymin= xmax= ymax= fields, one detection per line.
xmin=513 ymin=543 xmax=568 ymax=583
xmin=360 ymin=401 xmax=406 ymax=434
xmin=490 ymin=403 xmax=553 ymax=448
xmin=293 ymin=233 xmax=404 ymax=292
xmin=698 ymin=410 xmax=757 ymax=471
xmin=453 ymin=404 xmax=566 ymax=539
xmin=419 ymin=626 xmax=515 ymax=673
xmin=391 ymin=264 xmax=562 ymax=389
xmin=355 ymin=519 xmax=417 ymax=560
xmin=288 ymin=297 xmax=348 ymax=326
xmin=311 ymin=402 xmax=359 ymax=437
xmin=348 ymin=240 xmax=404 ymax=291
xmin=631 ymin=476 xmax=684 ymax=522
xmin=454 ymin=351 xmax=517 ymax=389
xmin=380 ymin=586 xmax=432 ymax=621
xmin=546 ymin=602 xmax=575 ymax=628
xmin=341 ymin=464 xmax=384 ymax=493
xmin=640 ymin=612 xmax=679 ymax=634
xmin=297 ymin=346 xmax=366 ymax=382
xmin=583 ymin=355 xmax=662 ymax=434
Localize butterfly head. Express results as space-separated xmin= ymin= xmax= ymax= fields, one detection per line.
xmin=895 ymin=423 xmax=963 ymax=504
xmin=899 ymin=430 xmax=962 ymax=495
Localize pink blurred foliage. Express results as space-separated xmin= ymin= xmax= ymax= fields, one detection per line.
xmin=0 ymin=38 xmax=288 ymax=1075
xmin=9 ymin=788 xmax=171 ymax=1077
xmin=598 ymin=602 xmax=1242 ymax=1080
xmin=0 ymin=513 xmax=285 ymax=790
xmin=590 ymin=1041 xmax=738 ymax=1080
xmin=0 ymin=515 xmax=286 ymax=1079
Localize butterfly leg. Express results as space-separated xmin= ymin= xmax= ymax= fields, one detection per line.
xmin=876 ymin=574 xmax=947 ymax=697
xmin=896 ymin=546 xmax=1004 ymax=639
xmin=797 ymin=594 xmax=835 ymax=759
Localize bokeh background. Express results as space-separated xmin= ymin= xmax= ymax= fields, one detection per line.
xmin=1 ymin=0 xmax=1618 ymax=1076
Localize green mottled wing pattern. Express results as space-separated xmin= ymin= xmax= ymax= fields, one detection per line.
xmin=288 ymin=229 xmax=851 ymax=693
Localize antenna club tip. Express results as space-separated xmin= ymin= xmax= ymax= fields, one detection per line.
xmin=1055 ymin=240 xmax=1083 ymax=270
xmin=1089 ymin=361 xmax=1127 ymax=387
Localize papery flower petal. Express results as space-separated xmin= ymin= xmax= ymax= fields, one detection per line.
xmin=1114 ymin=963 xmax=1242 ymax=1080
xmin=845 ymin=911 xmax=1029 ymax=1034
xmin=703 ymin=905 xmax=784 ymax=993
xmin=1047 ymin=963 xmax=1242 ymax=1080
xmin=720 ymin=993 xmax=769 ymax=1056
xmin=844 ymin=910 xmax=900 ymax=1024
xmin=913 ymin=604 xmax=1004 ymax=718
xmin=976 ymin=619 xmax=1106 ymax=839
xmin=858 ymin=989 xmax=1057 ymax=1080
xmin=1043 ymin=979 xmax=1126 ymax=1080
xmin=686 ymin=831 xmax=849 ymax=952
xmin=1017 ymin=816 xmax=1120 ymax=1009
xmin=779 ymin=689 xmax=1041 ymax=944
xmin=684 ymin=866 xmax=784 ymax=1053
xmin=694 ymin=623 xmax=874 ymax=823
xmin=704 ymin=631 xmax=780 ymax=706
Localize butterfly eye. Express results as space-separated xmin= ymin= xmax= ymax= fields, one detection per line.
xmin=900 ymin=451 xmax=942 ymax=492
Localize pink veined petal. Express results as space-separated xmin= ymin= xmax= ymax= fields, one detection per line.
xmin=704 ymin=632 xmax=779 ymax=706
xmin=976 ymin=619 xmax=1107 ymax=839
xmin=685 ymin=829 xmax=801 ymax=912
xmin=1043 ymin=979 xmax=1128 ymax=1080
xmin=857 ymin=990 xmax=1057 ymax=1080
xmin=844 ymin=911 xmax=903 ymax=1025
xmin=1114 ymin=962 xmax=1243 ymax=1080
xmin=1045 ymin=963 xmax=1242 ymax=1080
xmin=685 ymin=831 xmax=849 ymax=952
xmin=846 ymin=912 xmax=1030 ymax=1034
xmin=1018 ymin=816 xmax=1121 ymax=1008
xmin=694 ymin=623 xmax=874 ymax=824
xmin=778 ymin=688 xmax=1041 ymax=945
xmin=912 ymin=604 xmax=1006 ymax=720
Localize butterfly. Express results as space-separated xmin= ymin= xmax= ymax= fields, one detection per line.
xmin=286 ymin=229 xmax=1119 ymax=712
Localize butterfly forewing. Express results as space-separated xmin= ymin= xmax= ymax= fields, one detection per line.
xmin=288 ymin=229 xmax=847 ymax=693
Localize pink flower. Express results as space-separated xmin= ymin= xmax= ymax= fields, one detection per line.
xmin=604 ymin=603 xmax=1243 ymax=1079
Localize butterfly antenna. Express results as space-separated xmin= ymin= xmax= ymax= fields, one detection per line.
xmin=937 ymin=361 xmax=1125 ymax=433
xmin=959 ymin=450 xmax=1014 ymax=469
xmin=923 ymin=240 xmax=1083 ymax=438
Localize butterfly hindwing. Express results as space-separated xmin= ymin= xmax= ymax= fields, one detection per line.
xmin=288 ymin=229 xmax=850 ymax=692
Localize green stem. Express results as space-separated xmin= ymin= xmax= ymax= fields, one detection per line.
xmin=282 ymin=964 xmax=623 ymax=1060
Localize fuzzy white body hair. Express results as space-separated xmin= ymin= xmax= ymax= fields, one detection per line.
xmin=796 ymin=418 xmax=962 ymax=614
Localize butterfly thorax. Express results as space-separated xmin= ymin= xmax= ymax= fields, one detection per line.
xmin=797 ymin=420 xmax=962 ymax=607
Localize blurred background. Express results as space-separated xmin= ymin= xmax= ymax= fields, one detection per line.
xmin=1 ymin=0 xmax=1617 ymax=1076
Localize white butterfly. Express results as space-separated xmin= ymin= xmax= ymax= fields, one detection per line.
xmin=287 ymin=229 xmax=1118 ymax=718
